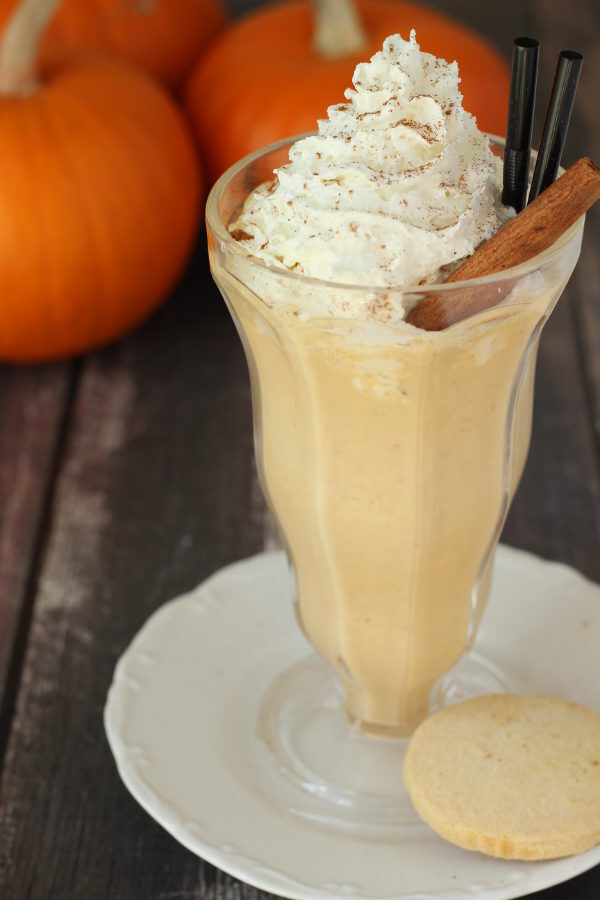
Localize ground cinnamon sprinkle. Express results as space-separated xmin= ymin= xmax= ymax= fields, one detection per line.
xmin=230 ymin=229 xmax=253 ymax=242
xmin=366 ymin=294 xmax=394 ymax=319
xmin=392 ymin=119 xmax=438 ymax=144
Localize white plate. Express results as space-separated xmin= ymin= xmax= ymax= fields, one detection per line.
xmin=104 ymin=545 xmax=600 ymax=900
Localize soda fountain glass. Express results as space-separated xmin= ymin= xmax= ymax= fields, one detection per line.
xmin=206 ymin=136 xmax=583 ymax=830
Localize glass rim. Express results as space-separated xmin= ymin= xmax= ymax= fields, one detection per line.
xmin=205 ymin=132 xmax=584 ymax=296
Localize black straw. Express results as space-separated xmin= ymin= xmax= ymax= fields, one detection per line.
xmin=528 ymin=50 xmax=583 ymax=203
xmin=503 ymin=37 xmax=539 ymax=212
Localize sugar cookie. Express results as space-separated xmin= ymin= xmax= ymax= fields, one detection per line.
xmin=403 ymin=694 xmax=600 ymax=859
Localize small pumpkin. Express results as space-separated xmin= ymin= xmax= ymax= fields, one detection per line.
xmin=0 ymin=0 xmax=201 ymax=363
xmin=0 ymin=0 xmax=227 ymax=90
xmin=186 ymin=0 xmax=511 ymax=183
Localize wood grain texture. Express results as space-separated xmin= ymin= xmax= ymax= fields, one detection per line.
xmin=502 ymin=289 xmax=600 ymax=582
xmin=533 ymin=0 xmax=600 ymax=460
xmin=0 ymin=0 xmax=598 ymax=899
xmin=0 ymin=364 xmax=73 ymax=755
xmin=0 ymin=253 xmax=266 ymax=899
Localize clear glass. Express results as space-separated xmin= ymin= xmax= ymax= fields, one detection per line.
xmin=206 ymin=136 xmax=584 ymax=831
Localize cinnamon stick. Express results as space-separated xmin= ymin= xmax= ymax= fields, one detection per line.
xmin=406 ymin=157 xmax=600 ymax=331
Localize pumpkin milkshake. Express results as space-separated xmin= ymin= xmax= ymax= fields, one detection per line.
xmin=207 ymin=33 xmax=583 ymax=734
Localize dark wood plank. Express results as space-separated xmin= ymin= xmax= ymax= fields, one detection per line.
xmin=572 ymin=221 xmax=600 ymax=443
xmin=500 ymin=0 xmax=600 ymax=584
xmin=503 ymin=291 xmax=600 ymax=580
xmin=0 ymin=364 xmax=73 ymax=753
xmin=0 ymin=249 xmax=268 ymax=899
xmin=531 ymin=0 xmax=600 ymax=457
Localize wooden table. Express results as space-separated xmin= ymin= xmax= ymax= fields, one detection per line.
xmin=0 ymin=1 xmax=599 ymax=897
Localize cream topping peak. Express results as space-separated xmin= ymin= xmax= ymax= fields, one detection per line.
xmin=230 ymin=31 xmax=512 ymax=297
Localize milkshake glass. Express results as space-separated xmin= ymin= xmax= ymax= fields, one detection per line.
xmin=206 ymin=135 xmax=583 ymax=827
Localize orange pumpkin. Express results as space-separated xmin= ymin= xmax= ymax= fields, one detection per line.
xmin=0 ymin=0 xmax=201 ymax=363
xmin=186 ymin=0 xmax=511 ymax=182
xmin=0 ymin=0 xmax=227 ymax=89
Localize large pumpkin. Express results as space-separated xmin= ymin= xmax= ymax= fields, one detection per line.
xmin=186 ymin=0 xmax=510 ymax=182
xmin=0 ymin=0 xmax=227 ymax=89
xmin=0 ymin=0 xmax=201 ymax=362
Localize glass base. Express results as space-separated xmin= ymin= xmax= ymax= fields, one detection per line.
xmin=256 ymin=652 xmax=521 ymax=836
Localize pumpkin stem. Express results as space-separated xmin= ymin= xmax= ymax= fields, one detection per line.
xmin=0 ymin=0 xmax=61 ymax=96
xmin=313 ymin=0 xmax=367 ymax=58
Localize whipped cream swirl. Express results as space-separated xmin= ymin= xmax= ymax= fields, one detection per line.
xmin=230 ymin=31 xmax=512 ymax=292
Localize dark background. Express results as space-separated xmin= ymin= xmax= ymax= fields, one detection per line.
xmin=0 ymin=0 xmax=599 ymax=897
